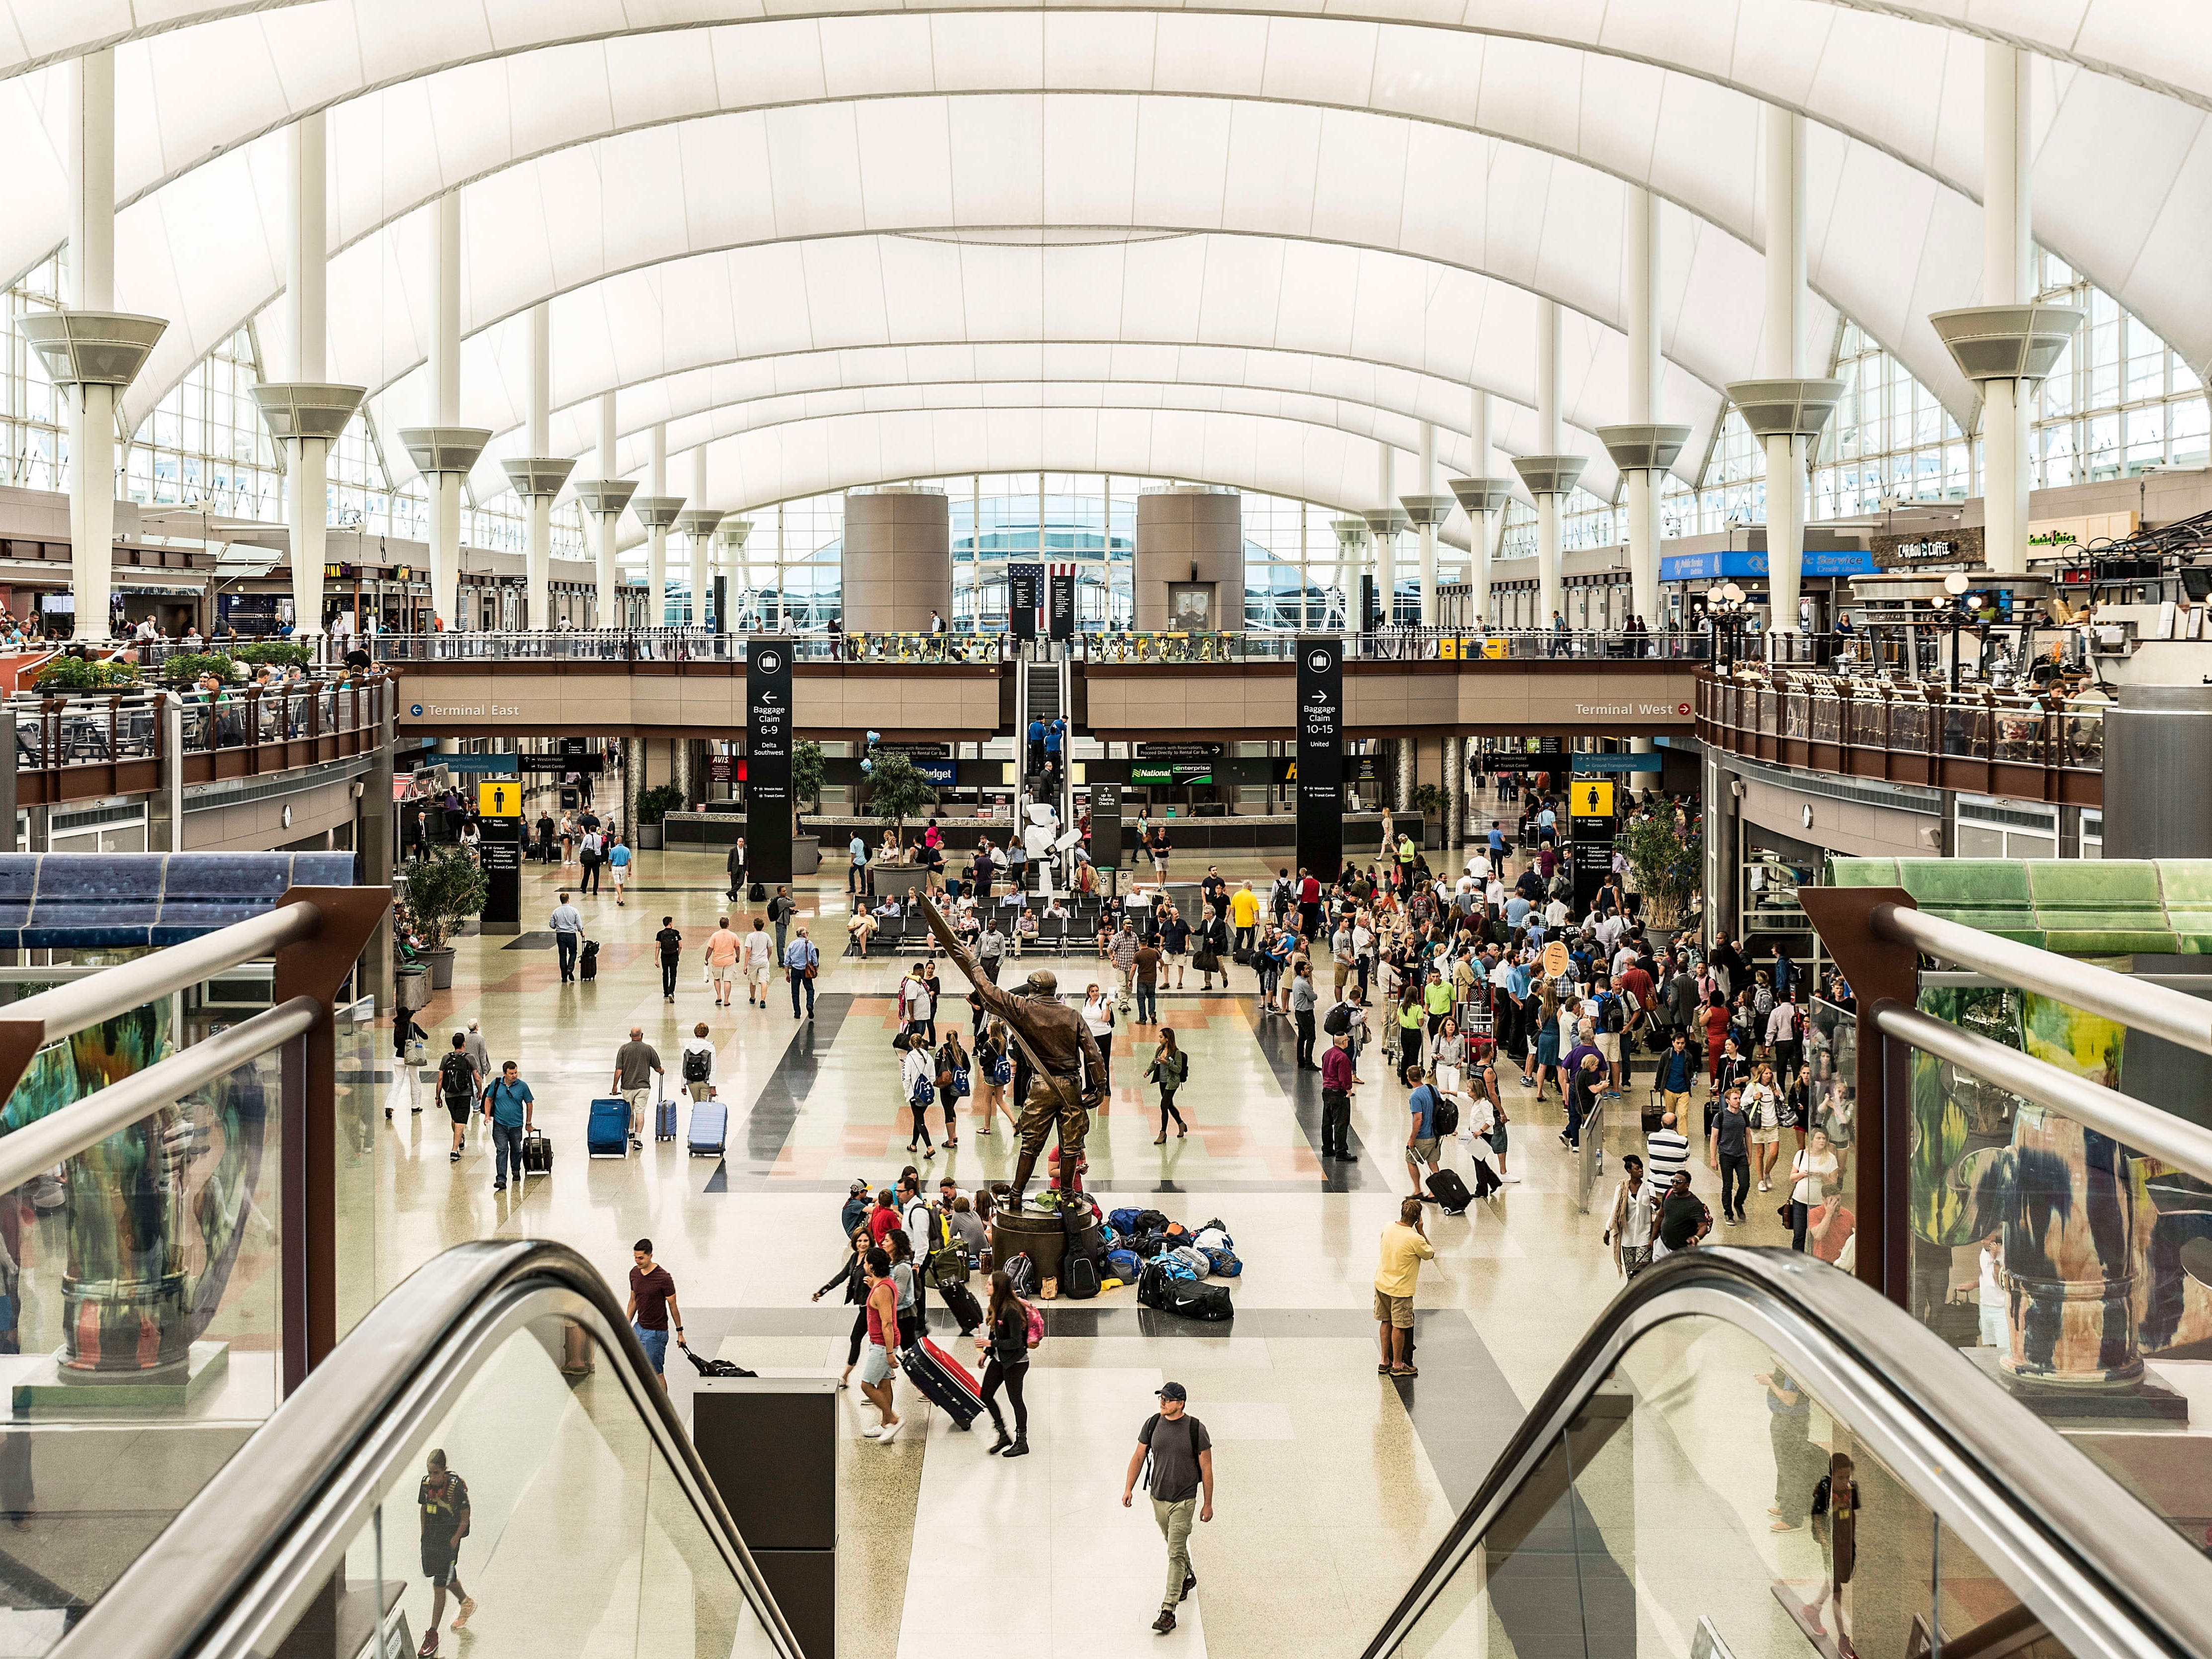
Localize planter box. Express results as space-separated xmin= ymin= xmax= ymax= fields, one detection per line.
xmin=635 ymin=823 xmax=664 ymax=850
xmin=793 ymin=834 xmax=820 ymax=876
xmin=424 ymin=948 xmax=455 ymax=991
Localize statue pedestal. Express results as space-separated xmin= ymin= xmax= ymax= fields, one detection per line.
xmin=1966 ymin=1346 xmax=2188 ymax=1423
xmin=991 ymin=1209 xmax=1101 ymax=1292
xmin=10 ymin=1340 xmax=231 ymax=1415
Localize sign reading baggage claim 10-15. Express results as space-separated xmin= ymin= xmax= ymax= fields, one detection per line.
xmin=1296 ymin=637 xmax=1343 ymax=881
xmin=748 ymin=638 xmax=793 ymax=884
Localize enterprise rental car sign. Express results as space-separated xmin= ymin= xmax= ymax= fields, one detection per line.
xmin=1296 ymin=637 xmax=1343 ymax=880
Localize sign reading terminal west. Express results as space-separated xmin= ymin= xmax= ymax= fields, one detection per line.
xmin=748 ymin=637 xmax=794 ymax=884
xmin=1295 ymin=636 xmax=1343 ymax=881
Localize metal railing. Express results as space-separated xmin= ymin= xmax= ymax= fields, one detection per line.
xmin=1695 ymin=667 xmax=2105 ymax=796
xmin=10 ymin=673 xmax=391 ymax=805
xmin=354 ymin=625 xmax=1712 ymax=667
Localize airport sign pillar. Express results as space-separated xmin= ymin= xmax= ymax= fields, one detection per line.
xmin=1296 ymin=636 xmax=1344 ymax=882
xmin=1568 ymin=779 xmax=1615 ymax=916
xmin=477 ymin=780 xmax=523 ymax=935
xmin=748 ymin=637 xmax=795 ymax=884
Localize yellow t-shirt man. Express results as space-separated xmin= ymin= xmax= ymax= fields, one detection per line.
xmin=1229 ymin=887 xmax=1261 ymax=929
xmin=1374 ymin=1221 xmax=1436 ymax=1298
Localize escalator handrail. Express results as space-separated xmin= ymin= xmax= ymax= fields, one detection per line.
xmin=1359 ymin=1246 xmax=2212 ymax=1659
xmin=57 ymin=1239 xmax=808 ymax=1659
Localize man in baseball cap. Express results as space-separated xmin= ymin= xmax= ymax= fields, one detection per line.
xmin=1122 ymin=1381 xmax=1214 ymax=1634
xmin=840 ymin=1179 xmax=871 ymax=1238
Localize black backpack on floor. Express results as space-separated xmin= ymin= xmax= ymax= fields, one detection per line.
xmin=1064 ymin=1253 xmax=1100 ymax=1300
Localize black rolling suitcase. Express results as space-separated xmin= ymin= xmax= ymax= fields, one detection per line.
xmin=1428 ymin=1168 xmax=1473 ymax=1215
xmin=900 ymin=1338 xmax=984 ymax=1428
xmin=939 ymin=1280 xmax=983 ymax=1334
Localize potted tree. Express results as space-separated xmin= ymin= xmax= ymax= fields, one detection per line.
xmin=862 ymin=750 xmax=939 ymax=851
xmin=633 ymin=783 xmax=685 ymax=850
xmin=789 ymin=739 xmax=824 ymax=875
xmin=1410 ymin=781 xmax=1445 ymax=850
xmin=400 ymin=849 xmax=488 ymax=990
xmin=1618 ymin=812 xmax=1701 ymax=949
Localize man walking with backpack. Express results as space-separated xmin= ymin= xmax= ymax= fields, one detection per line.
xmin=479 ymin=1060 xmax=534 ymax=1193
xmin=1122 ymin=1382 xmax=1214 ymax=1636
xmin=437 ymin=1033 xmax=481 ymax=1166
xmin=768 ymin=885 xmax=794 ymax=957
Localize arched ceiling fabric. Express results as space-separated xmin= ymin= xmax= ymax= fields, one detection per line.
xmin=162 ymin=94 xmax=1807 ymax=453
xmin=5 ymin=3 xmax=2211 ymax=399
xmin=594 ymin=402 xmax=1514 ymax=539
xmin=292 ymin=232 xmax=1716 ymax=507
xmin=471 ymin=345 xmax=1599 ymax=506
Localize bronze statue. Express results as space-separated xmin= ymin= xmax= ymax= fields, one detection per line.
xmin=918 ymin=894 xmax=1105 ymax=1208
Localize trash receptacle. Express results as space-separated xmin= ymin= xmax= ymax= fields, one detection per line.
xmin=395 ymin=965 xmax=430 ymax=1013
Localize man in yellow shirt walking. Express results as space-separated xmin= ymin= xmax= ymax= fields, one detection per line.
xmin=1229 ymin=880 xmax=1262 ymax=959
xmin=1374 ymin=1197 xmax=1436 ymax=1378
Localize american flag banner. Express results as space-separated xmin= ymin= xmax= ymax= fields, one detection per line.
xmin=1005 ymin=561 xmax=1043 ymax=636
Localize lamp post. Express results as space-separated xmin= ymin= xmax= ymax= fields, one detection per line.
xmin=1709 ymin=581 xmax=1750 ymax=672
xmin=1941 ymin=570 xmax=1972 ymax=695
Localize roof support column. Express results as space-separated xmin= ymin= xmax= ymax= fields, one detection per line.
xmin=252 ymin=110 xmax=363 ymax=646
xmin=632 ymin=427 xmax=682 ymax=629
xmin=571 ymin=392 xmax=637 ymax=632
xmin=719 ymin=519 xmax=754 ymax=629
xmin=677 ymin=449 xmax=724 ymax=633
xmin=501 ymin=304 xmax=572 ymax=634
xmin=400 ymin=192 xmax=486 ymax=632
xmin=1598 ymin=187 xmax=1688 ymax=639
xmin=1728 ymin=108 xmax=1841 ymax=652
xmin=1364 ymin=443 xmax=1403 ymax=629
xmin=1402 ymin=423 xmax=1451 ymax=627
xmin=25 ymin=49 xmax=166 ymax=642
xmin=1450 ymin=390 xmax=1513 ymax=631
xmin=1930 ymin=45 xmax=2080 ymax=577
xmin=1514 ymin=299 xmax=1584 ymax=634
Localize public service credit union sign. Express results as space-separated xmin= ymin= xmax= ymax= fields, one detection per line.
xmin=747 ymin=638 xmax=794 ymax=883
xmin=1295 ymin=636 xmax=1343 ymax=881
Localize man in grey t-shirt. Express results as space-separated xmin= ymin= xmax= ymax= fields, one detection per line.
xmin=1121 ymin=1382 xmax=1214 ymax=1635
xmin=611 ymin=1028 xmax=663 ymax=1151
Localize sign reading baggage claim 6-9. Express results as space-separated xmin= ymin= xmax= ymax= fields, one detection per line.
xmin=747 ymin=638 xmax=794 ymax=885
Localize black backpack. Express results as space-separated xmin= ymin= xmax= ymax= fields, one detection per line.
xmin=1323 ymin=1002 xmax=1352 ymax=1037
xmin=1005 ymin=1252 xmax=1039 ymax=1297
xmin=1432 ymin=1096 xmax=1460 ymax=1137
xmin=1064 ymin=1253 xmax=1100 ymax=1300
xmin=682 ymin=1047 xmax=711 ymax=1083
xmin=438 ymin=1051 xmax=474 ymax=1101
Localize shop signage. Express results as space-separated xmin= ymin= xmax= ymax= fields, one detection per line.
xmin=1137 ymin=742 xmax=1225 ymax=761
xmin=879 ymin=741 xmax=951 ymax=759
xmin=708 ymin=756 xmax=735 ymax=784
xmin=1570 ymin=753 xmax=1663 ymax=774
xmin=1871 ymin=525 xmax=1985 ymax=570
xmin=748 ymin=636 xmax=794 ymax=883
xmin=1658 ymin=547 xmax=1877 ymax=582
xmin=1296 ymin=636 xmax=1343 ymax=880
xmin=909 ymin=759 xmax=959 ymax=786
xmin=2028 ymin=511 xmax=2137 ymax=549
xmin=1131 ymin=764 xmax=1213 ymax=785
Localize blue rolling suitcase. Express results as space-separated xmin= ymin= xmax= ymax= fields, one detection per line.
xmin=587 ymin=1097 xmax=628 ymax=1158
xmin=655 ymin=1095 xmax=678 ymax=1142
xmin=688 ymin=1100 xmax=728 ymax=1157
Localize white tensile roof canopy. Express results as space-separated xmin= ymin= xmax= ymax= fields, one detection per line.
xmin=2 ymin=0 xmax=2202 ymax=522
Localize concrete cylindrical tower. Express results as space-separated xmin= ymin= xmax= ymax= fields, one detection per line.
xmin=1135 ymin=486 xmax=1242 ymax=632
xmin=841 ymin=487 xmax=951 ymax=632
xmin=2104 ymin=686 xmax=2212 ymax=859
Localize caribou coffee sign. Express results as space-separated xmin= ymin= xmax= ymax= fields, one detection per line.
xmin=1871 ymin=525 xmax=1984 ymax=570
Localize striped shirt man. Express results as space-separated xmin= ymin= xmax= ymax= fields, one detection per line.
xmin=1644 ymin=1122 xmax=1692 ymax=1191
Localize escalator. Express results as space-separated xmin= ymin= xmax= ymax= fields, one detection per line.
xmin=54 ymin=1241 xmax=802 ymax=1659
xmin=1362 ymin=1249 xmax=2212 ymax=1659
xmin=42 ymin=1245 xmax=2212 ymax=1659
